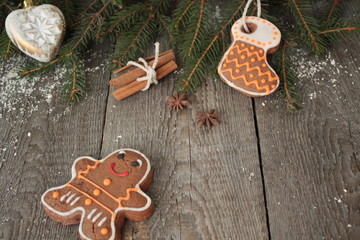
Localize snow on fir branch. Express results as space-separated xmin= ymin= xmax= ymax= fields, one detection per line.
xmin=0 ymin=0 xmax=359 ymax=108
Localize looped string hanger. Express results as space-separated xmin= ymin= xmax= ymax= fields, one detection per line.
xmin=241 ymin=0 xmax=262 ymax=33
xmin=127 ymin=42 xmax=160 ymax=91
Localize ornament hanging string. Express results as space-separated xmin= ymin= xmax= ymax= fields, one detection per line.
xmin=127 ymin=42 xmax=160 ymax=91
xmin=241 ymin=0 xmax=262 ymax=33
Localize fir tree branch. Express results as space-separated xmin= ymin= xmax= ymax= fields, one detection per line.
xmin=113 ymin=14 xmax=153 ymax=66
xmin=4 ymin=38 xmax=11 ymax=58
xmin=53 ymin=0 xmax=77 ymax=27
xmin=188 ymin=0 xmax=204 ymax=56
xmin=79 ymin=0 xmax=100 ymax=18
xmin=174 ymin=0 xmax=197 ymax=29
xmin=64 ymin=54 xmax=85 ymax=103
xmin=0 ymin=2 xmax=13 ymax=11
xmin=157 ymin=13 xmax=175 ymax=42
xmin=181 ymin=34 xmax=219 ymax=91
xmin=327 ymin=0 xmax=342 ymax=21
xmin=280 ymin=43 xmax=298 ymax=110
xmin=179 ymin=0 xmax=246 ymax=92
xmin=288 ymin=0 xmax=323 ymax=53
xmin=104 ymin=4 xmax=147 ymax=34
xmin=72 ymin=16 xmax=97 ymax=50
xmin=20 ymin=52 xmax=73 ymax=76
xmin=320 ymin=26 xmax=357 ymax=35
xmin=69 ymin=62 xmax=79 ymax=101
xmin=70 ymin=0 xmax=107 ymax=27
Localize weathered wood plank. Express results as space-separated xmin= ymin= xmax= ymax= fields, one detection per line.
xmin=255 ymin=38 xmax=360 ymax=239
xmin=0 ymin=43 xmax=112 ymax=240
xmin=101 ymin=43 xmax=268 ymax=239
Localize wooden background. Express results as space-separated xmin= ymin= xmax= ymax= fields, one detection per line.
xmin=0 ymin=2 xmax=359 ymax=240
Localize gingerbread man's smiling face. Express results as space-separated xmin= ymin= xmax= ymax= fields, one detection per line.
xmin=83 ymin=149 xmax=151 ymax=198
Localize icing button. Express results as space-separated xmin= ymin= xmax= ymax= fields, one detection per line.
xmin=93 ymin=189 xmax=101 ymax=196
xmin=85 ymin=199 xmax=92 ymax=205
xmin=52 ymin=191 xmax=60 ymax=199
xmin=103 ymin=179 xmax=112 ymax=186
xmin=101 ymin=228 xmax=109 ymax=235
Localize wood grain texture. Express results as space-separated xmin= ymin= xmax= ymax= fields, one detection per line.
xmin=101 ymin=46 xmax=268 ymax=239
xmin=254 ymin=37 xmax=360 ymax=239
xmin=0 ymin=43 xmax=112 ymax=240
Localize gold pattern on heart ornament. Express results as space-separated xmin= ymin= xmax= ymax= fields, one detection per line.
xmin=5 ymin=1 xmax=65 ymax=62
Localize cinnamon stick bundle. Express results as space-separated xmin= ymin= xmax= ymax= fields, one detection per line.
xmin=110 ymin=50 xmax=176 ymax=88
xmin=112 ymin=60 xmax=178 ymax=101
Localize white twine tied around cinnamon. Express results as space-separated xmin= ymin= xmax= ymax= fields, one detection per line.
xmin=127 ymin=42 xmax=160 ymax=91
xmin=241 ymin=0 xmax=262 ymax=33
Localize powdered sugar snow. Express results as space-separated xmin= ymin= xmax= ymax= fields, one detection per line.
xmin=0 ymin=56 xmax=64 ymax=118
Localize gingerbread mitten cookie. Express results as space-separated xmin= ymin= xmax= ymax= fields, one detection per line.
xmin=218 ymin=17 xmax=281 ymax=97
xmin=41 ymin=149 xmax=154 ymax=240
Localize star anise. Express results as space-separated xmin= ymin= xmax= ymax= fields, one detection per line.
xmin=167 ymin=92 xmax=191 ymax=111
xmin=196 ymin=109 xmax=221 ymax=128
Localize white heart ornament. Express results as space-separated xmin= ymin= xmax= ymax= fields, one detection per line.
xmin=5 ymin=4 xmax=65 ymax=62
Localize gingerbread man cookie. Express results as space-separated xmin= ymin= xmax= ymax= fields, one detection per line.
xmin=218 ymin=16 xmax=281 ymax=97
xmin=41 ymin=149 xmax=154 ymax=240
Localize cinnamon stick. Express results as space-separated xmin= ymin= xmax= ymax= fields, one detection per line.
xmin=110 ymin=50 xmax=175 ymax=88
xmin=112 ymin=60 xmax=178 ymax=101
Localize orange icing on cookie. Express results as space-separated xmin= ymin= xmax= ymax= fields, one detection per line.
xmin=231 ymin=45 xmax=267 ymax=60
xmin=85 ymin=199 xmax=93 ymax=205
xmin=103 ymin=179 xmax=112 ymax=186
xmin=219 ymin=69 xmax=273 ymax=93
xmin=222 ymin=57 xmax=278 ymax=81
xmin=52 ymin=191 xmax=60 ymax=199
xmin=101 ymin=228 xmax=109 ymax=235
xmin=67 ymin=183 xmax=116 ymax=219
xmin=118 ymin=188 xmax=140 ymax=208
xmin=93 ymin=189 xmax=101 ymax=196
xmin=78 ymin=168 xmax=141 ymax=209
xmin=78 ymin=161 xmax=100 ymax=175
